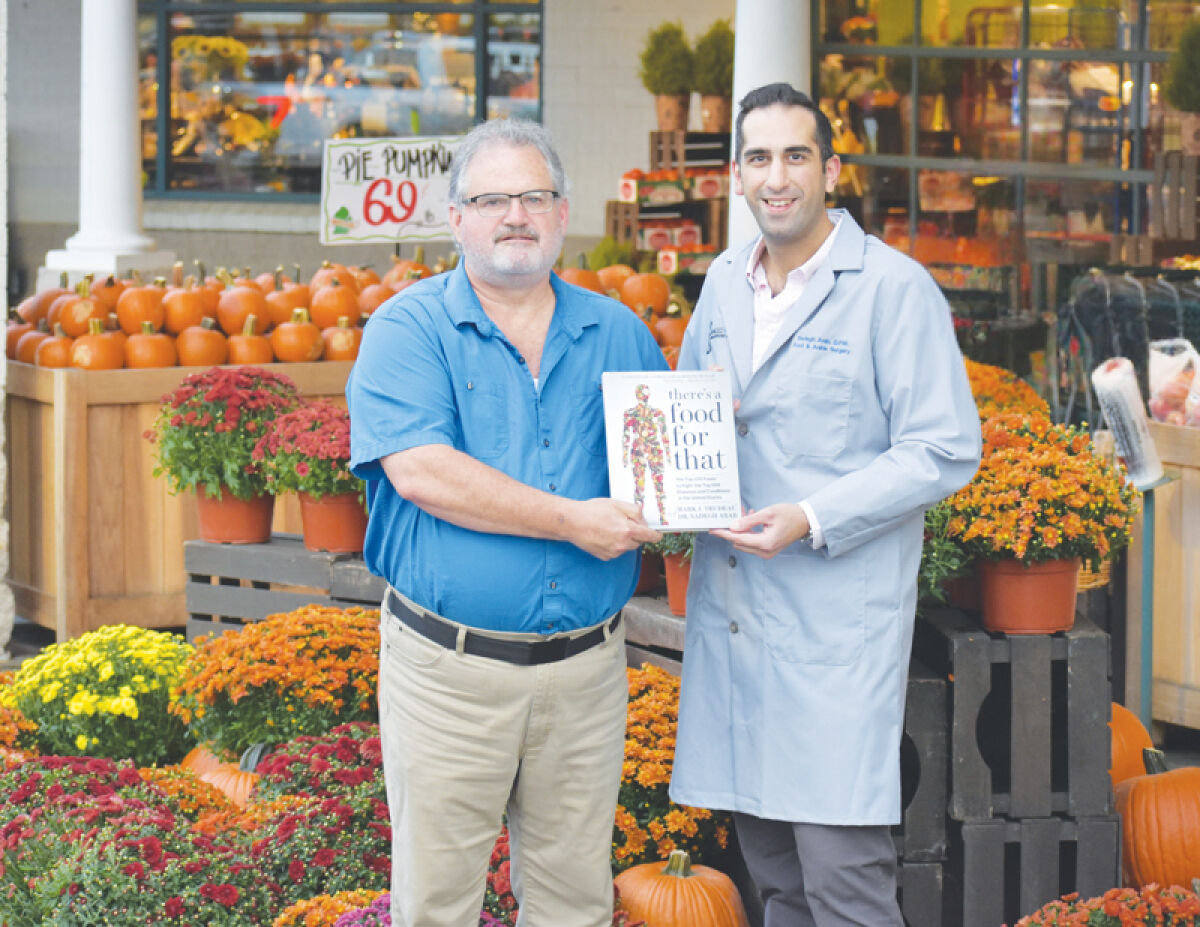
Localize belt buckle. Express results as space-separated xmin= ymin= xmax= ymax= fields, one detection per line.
xmin=537 ymin=635 xmax=569 ymax=663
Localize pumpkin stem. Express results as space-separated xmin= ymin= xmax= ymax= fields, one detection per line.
xmin=171 ymin=261 xmax=184 ymax=287
xmin=1143 ymin=747 xmax=1170 ymax=775
xmin=87 ymin=318 xmax=104 ymax=336
xmin=414 ymin=245 xmax=425 ymax=264
xmin=141 ymin=320 xmax=155 ymax=335
xmin=662 ymin=849 xmax=693 ymax=878
xmin=194 ymin=259 xmax=207 ymax=280
xmin=242 ymin=314 xmax=258 ymax=337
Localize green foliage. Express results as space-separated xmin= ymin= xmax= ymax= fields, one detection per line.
xmin=588 ymin=237 xmax=637 ymax=274
xmin=692 ymin=19 xmax=734 ymax=97
xmin=639 ymin=22 xmax=693 ymax=96
xmin=1164 ymin=20 xmax=1200 ymax=114
xmin=2 ymin=626 xmax=193 ymax=765
xmin=645 ymin=531 xmax=694 ymax=559
xmin=918 ymin=500 xmax=970 ymax=606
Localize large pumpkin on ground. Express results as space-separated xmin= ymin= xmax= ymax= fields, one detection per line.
xmin=614 ymin=850 xmax=750 ymax=927
xmin=1116 ymin=748 xmax=1200 ymax=888
xmin=1110 ymin=701 xmax=1154 ymax=787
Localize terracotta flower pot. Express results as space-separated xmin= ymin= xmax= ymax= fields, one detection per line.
xmin=299 ymin=491 xmax=368 ymax=553
xmin=655 ymin=94 xmax=690 ymax=132
xmin=636 ymin=551 xmax=663 ymax=596
xmin=979 ymin=557 xmax=1080 ymax=635
xmin=945 ymin=569 xmax=981 ymax=611
xmin=699 ymin=94 xmax=732 ymax=133
xmin=663 ymin=551 xmax=691 ymax=617
xmin=194 ymin=485 xmax=274 ymax=544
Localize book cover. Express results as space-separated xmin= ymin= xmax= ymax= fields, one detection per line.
xmin=601 ymin=369 xmax=741 ymax=530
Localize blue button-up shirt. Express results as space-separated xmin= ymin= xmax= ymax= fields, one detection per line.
xmin=347 ymin=264 xmax=668 ymax=634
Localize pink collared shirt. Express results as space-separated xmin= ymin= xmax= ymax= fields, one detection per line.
xmin=743 ymin=215 xmax=843 ymax=549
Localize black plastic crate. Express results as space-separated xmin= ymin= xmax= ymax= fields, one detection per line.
xmin=913 ymin=607 xmax=1112 ymax=821
xmin=945 ymin=816 xmax=1120 ymax=927
xmin=894 ymin=659 xmax=948 ymax=862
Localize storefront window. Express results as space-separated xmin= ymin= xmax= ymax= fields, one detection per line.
xmin=139 ymin=1 xmax=540 ymax=197
xmin=816 ymin=1 xmax=1188 ymax=250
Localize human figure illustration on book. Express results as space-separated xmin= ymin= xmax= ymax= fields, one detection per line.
xmin=621 ymin=384 xmax=671 ymax=526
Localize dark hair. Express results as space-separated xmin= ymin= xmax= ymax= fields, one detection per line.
xmin=734 ymin=82 xmax=835 ymax=164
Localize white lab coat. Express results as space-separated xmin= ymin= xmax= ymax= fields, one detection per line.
xmin=669 ymin=211 xmax=981 ymax=824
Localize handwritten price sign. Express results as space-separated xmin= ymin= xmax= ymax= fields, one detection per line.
xmin=319 ymin=136 xmax=460 ymax=245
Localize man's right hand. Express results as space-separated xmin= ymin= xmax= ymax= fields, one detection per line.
xmin=569 ymin=499 xmax=661 ymax=560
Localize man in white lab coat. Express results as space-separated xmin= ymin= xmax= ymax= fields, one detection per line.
xmin=670 ymin=82 xmax=981 ymax=926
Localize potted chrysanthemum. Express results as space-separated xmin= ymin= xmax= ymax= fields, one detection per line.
xmin=945 ymin=412 xmax=1138 ymax=634
xmin=145 ymin=365 xmax=301 ymax=543
xmin=252 ymin=399 xmax=367 ymax=553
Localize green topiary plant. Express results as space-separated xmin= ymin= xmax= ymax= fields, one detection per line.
xmin=692 ymin=19 xmax=734 ymax=98
xmin=1163 ymin=20 xmax=1200 ymax=114
xmin=639 ymin=22 xmax=693 ymax=97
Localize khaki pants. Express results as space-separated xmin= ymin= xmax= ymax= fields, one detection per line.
xmin=378 ymin=595 xmax=628 ymax=927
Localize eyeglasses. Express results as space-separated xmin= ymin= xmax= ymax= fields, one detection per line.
xmin=462 ymin=190 xmax=560 ymax=217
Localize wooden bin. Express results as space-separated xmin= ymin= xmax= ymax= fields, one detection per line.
xmin=1130 ymin=421 xmax=1200 ymax=728
xmin=5 ymin=360 xmax=353 ymax=640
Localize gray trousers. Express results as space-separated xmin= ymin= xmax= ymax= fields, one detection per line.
xmin=733 ymin=812 xmax=904 ymax=927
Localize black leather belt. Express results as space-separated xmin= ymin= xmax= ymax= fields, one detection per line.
xmin=386 ymin=589 xmax=620 ymax=666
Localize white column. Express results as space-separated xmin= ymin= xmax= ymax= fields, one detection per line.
xmin=39 ymin=0 xmax=173 ymax=289
xmin=728 ymin=0 xmax=812 ymax=248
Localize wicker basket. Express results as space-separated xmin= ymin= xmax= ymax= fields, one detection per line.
xmin=1077 ymin=557 xmax=1112 ymax=591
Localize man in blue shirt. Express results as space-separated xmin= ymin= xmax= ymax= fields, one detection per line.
xmin=347 ymin=118 xmax=666 ymax=927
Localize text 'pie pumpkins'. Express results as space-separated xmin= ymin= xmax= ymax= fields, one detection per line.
xmin=615 ymin=849 xmax=750 ymax=927
xmin=1116 ymin=748 xmax=1200 ymax=889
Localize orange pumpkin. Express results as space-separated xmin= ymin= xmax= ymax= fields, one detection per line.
xmin=14 ymin=321 xmax=51 ymax=364
xmin=596 ymin=263 xmax=636 ymax=298
xmin=353 ymin=265 xmax=382 ymax=290
xmin=199 ymin=762 xmax=258 ymax=809
xmin=180 ymin=744 xmax=228 ymax=779
xmin=358 ymin=281 xmax=394 ymax=317
xmin=7 ymin=317 xmax=33 ymax=359
xmin=310 ymin=279 xmax=361 ymax=330
xmin=217 ymin=281 xmax=269 ymax=336
xmin=382 ymin=247 xmax=432 ymax=289
xmin=661 ymin=344 xmax=680 ymax=370
xmin=125 ymin=320 xmax=178 ymax=369
xmin=559 ymin=253 xmax=604 ymax=293
xmin=177 ymin=317 xmax=229 ymax=367
xmin=614 ymin=850 xmax=750 ymax=927
xmin=1111 ymin=702 xmax=1155 ymax=787
xmin=70 ymin=318 xmax=125 ymax=370
xmin=309 ymin=261 xmax=359 ymax=294
xmin=1116 ymin=748 xmax=1200 ymax=888
xmin=22 ymin=273 xmax=70 ymax=325
xmin=59 ymin=282 xmax=109 ymax=338
xmin=90 ymin=274 xmax=127 ymax=314
xmin=228 ymin=314 xmax=274 ymax=365
xmin=34 ymin=324 xmax=74 ymax=368
xmin=621 ymin=272 xmax=671 ymax=318
xmin=15 ymin=294 xmax=44 ymax=326
xmin=163 ymin=279 xmax=208 ymax=335
xmin=271 ymin=307 xmax=323 ymax=363
xmin=322 ymin=316 xmax=363 ymax=361
xmin=115 ymin=278 xmax=166 ymax=335
xmin=654 ymin=299 xmax=689 ymax=348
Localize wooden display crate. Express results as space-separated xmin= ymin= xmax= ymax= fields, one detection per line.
xmin=184 ymin=534 xmax=385 ymax=641
xmin=648 ymin=131 xmax=731 ymax=174
xmin=5 ymin=360 xmax=353 ymax=640
xmin=1129 ymin=421 xmax=1200 ymax=729
xmin=913 ymin=607 xmax=1112 ymax=821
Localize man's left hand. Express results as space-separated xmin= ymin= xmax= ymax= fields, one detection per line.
xmin=710 ymin=504 xmax=810 ymax=559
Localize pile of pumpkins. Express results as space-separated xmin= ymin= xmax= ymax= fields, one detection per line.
xmin=558 ymin=257 xmax=688 ymax=369
xmin=6 ymin=252 xmax=443 ymax=370
xmin=1110 ymin=702 xmax=1200 ymax=890
xmin=7 ymin=254 xmax=688 ymax=372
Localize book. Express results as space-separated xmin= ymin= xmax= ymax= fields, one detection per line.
xmin=601 ymin=369 xmax=742 ymax=530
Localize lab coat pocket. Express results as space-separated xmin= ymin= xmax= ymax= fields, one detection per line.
xmin=460 ymin=382 xmax=509 ymax=461
xmin=770 ymin=372 xmax=852 ymax=459
xmin=762 ymin=552 xmax=866 ymax=665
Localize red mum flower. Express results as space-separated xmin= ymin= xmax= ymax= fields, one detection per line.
xmin=165 ymin=897 xmax=185 ymax=916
